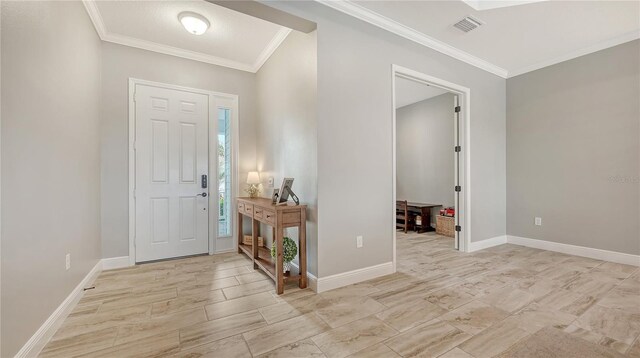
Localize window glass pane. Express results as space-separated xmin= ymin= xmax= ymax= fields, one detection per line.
xmin=218 ymin=108 xmax=231 ymax=237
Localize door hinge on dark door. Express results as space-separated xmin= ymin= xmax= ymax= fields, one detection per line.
xmin=455 ymin=186 xmax=461 ymax=192
xmin=455 ymin=106 xmax=461 ymax=113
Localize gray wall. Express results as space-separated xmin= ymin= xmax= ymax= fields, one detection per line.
xmin=266 ymin=2 xmax=506 ymax=277
xmin=1 ymin=2 xmax=102 ymax=356
xmin=255 ymin=31 xmax=318 ymax=275
xmin=100 ymin=42 xmax=258 ymax=258
xmin=507 ymin=40 xmax=640 ymax=255
xmin=397 ymin=94 xmax=455 ymax=226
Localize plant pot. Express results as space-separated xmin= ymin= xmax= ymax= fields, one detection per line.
xmin=283 ymin=261 xmax=291 ymax=273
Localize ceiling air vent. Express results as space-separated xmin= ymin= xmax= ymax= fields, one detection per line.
xmin=453 ymin=16 xmax=483 ymax=33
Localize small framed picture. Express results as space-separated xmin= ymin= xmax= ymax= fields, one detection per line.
xmin=271 ymin=189 xmax=279 ymax=204
xmin=277 ymin=178 xmax=295 ymax=205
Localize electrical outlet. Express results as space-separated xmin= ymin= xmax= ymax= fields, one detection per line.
xmin=356 ymin=235 xmax=363 ymax=248
xmin=65 ymin=254 xmax=71 ymax=270
xmin=268 ymin=177 xmax=274 ymax=188
xmin=535 ymin=217 xmax=542 ymax=226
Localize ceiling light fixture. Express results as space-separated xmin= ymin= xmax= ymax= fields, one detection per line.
xmin=178 ymin=11 xmax=210 ymax=35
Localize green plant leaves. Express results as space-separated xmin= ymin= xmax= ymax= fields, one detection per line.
xmin=270 ymin=236 xmax=298 ymax=263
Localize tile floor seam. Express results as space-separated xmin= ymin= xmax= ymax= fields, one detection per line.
xmin=239 ymin=333 xmax=255 ymax=358
xmin=458 ymin=345 xmax=476 ymax=357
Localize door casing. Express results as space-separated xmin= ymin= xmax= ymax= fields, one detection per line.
xmin=391 ymin=65 xmax=472 ymax=273
xmin=128 ymin=78 xmax=239 ymax=265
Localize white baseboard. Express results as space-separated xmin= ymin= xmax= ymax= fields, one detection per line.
xmin=290 ymin=262 xmax=393 ymax=293
xmin=468 ymin=235 xmax=507 ymax=252
xmin=315 ymin=262 xmax=394 ymax=293
xmin=15 ymin=260 xmax=103 ymax=358
xmin=290 ymin=262 xmax=318 ymax=292
xmin=507 ymin=235 xmax=640 ymax=267
xmin=101 ymin=256 xmax=132 ymax=270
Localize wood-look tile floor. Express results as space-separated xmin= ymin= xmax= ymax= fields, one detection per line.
xmin=40 ymin=232 xmax=640 ymax=357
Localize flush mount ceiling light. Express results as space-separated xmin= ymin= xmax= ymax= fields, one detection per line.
xmin=178 ymin=11 xmax=210 ymax=35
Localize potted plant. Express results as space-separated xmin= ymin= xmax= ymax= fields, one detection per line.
xmin=270 ymin=236 xmax=298 ymax=273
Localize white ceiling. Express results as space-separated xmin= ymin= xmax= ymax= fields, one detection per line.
xmin=83 ymin=1 xmax=639 ymax=77
xmin=395 ymin=77 xmax=448 ymax=109
xmin=322 ymin=0 xmax=640 ymax=78
xmin=83 ymin=1 xmax=291 ymax=73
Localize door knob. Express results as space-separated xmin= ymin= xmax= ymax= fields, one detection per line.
xmin=197 ymin=192 xmax=208 ymax=197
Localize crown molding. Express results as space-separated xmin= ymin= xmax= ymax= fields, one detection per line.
xmin=315 ymin=0 xmax=509 ymax=78
xmin=316 ymin=1 xmax=640 ymax=79
xmin=81 ymin=0 xmax=289 ymax=73
xmin=82 ymin=0 xmax=107 ymax=38
xmin=253 ymin=27 xmax=292 ymax=72
xmin=102 ymin=32 xmax=257 ymax=72
xmin=507 ymin=30 xmax=640 ymax=78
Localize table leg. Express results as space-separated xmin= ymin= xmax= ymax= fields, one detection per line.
xmin=299 ymin=209 xmax=307 ymax=289
xmin=252 ymin=218 xmax=259 ymax=269
xmin=237 ymin=210 xmax=243 ymax=254
xmin=275 ymin=217 xmax=284 ymax=295
xmin=423 ymin=207 xmax=433 ymax=232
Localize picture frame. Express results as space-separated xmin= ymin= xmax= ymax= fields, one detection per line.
xmin=277 ymin=178 xmax=295 ymax=205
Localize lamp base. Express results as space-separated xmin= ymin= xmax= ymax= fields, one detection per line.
xmin=246 ymin=184 xmax=260 ymax=198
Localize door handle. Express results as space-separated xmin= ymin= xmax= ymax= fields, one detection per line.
xmin=197 ymin=192 xmax=208 ymax=197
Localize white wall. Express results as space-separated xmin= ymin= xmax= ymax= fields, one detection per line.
xmin=100 ymin=42 xmax=258 ymax=258
xmin=255 ymin=31 xmax=318 ymax=275
xmin=397 ymin=93 xmax=455 ymax=225
xmin=1 ymin=2 xmax=102 ymax=356
xmin=266 ymin=2 xmax=506 ymax=278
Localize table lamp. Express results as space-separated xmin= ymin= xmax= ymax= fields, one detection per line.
xmin=246 ymin=171 xmax=261 ymax=198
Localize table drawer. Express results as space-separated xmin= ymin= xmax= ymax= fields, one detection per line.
xmin=282 ymin=211 xmax=301 ymax=225
xmin=244 ymin=204 xmax=254 ymax=217
xmin=263 ymin=209 xmax=276 ymax=225
xmin=238 ymin=202 xmax=245 ymax=213
xmin=254 ymin=207 xmax=264 ymax=220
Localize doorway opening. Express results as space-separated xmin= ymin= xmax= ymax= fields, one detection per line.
xmin=392 ymin=65 xmax=471 ymax=271
xmin=128 ymin=79 xmax=239 ymax=264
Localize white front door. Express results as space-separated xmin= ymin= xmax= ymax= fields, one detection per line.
xmin=134 ymin=84 xmax=209 ymax=262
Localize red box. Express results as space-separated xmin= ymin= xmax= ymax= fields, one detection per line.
xmin=440 ymin=207 xmax=455 ymax=217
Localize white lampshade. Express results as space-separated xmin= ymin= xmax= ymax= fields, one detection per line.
xmin=247 ymin=171 xmax=260 ymax=184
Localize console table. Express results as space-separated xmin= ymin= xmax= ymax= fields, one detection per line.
xmin=236 ymin=197 xmax=307 ymax=294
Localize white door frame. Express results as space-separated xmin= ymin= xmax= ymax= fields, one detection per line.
xmin=128 ymin=78 xmax=239 ymax=265
xmin=391 ymin=65 xmax=472 ymax=272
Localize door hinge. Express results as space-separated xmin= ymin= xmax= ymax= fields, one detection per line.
xmin=455 ymin=106 xmax=461 ymax=113
xmin=455 ymin=185 xmax=461 ymax=192
xmin=454 ymin=146 xmax=461 ymax=152
xmin=455 ymin=225 xmax=462 ymax=232
xmin=133 ymin=189 xmax=136 ymax=198
xmin=133 ymin=91 xmax=137 ymax=102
